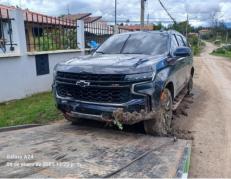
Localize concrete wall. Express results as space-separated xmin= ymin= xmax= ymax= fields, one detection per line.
xmin=0 ymin=51 xmax=82 ymax=102
xmin=0 ymin=9 xmax=85 ymax=103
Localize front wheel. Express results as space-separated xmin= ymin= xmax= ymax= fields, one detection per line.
xmin=144 ymin=88 xmax=173 ymax=136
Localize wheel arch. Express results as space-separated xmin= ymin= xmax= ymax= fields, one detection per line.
xmin=191 ymin=67 xmax=194 ymax=77
xmin=165 ymin=81 xmax=174 ymax=100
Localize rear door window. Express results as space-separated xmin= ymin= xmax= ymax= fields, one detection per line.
xmin=176 ymin=35 xmax=185 ymax=47
xmin=171 ymin=35 xmax=179 ymax=52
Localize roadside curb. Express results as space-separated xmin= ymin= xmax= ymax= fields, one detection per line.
xmin=176 ymin=142 xmax=191 ymax=179
xmin=0 ymin=124 xmax=41 ymax=132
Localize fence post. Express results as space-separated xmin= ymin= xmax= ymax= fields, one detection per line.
xmin=77 ymin=20 xmax=85 ymax=52
xmin=114 ymin=25 xmax=119 ymax=34
xmin=9 ymin=9 xmax=27 ymax=55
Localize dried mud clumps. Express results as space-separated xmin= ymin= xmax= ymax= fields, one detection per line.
xmin=112 ymin=108 xmax=157 ymax=125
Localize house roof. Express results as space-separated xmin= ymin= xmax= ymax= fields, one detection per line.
xmin=0 ymin=4 xmax=75 ymax=26
xmin=118 ymin=25 xmax=153 ymax=31
xmin=24 ymin=9 xmax=75 ymax=27
xmin=83 ymin=16 xmax=102 ymax=23
xmin=199 ymin=29 xmax=210 ymax=33
xmin=0 ymin=4 xmax=15 ymax=19
xmin=63 ymin=13 xmax=102 ymax=23
xmin=63 ymin=13 xmax=91 ymax=21
xmin=0 ymin=4 xmax=103 ymax=27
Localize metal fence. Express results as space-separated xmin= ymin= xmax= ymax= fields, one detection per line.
xmin=84 ymin=22 xmax=114 ymax=48
xmin=24 ymin=11 xmax=77 ymax=52
xmin=84 ymin=22 xmax=150 ymax=48
xmin=118 ymin=27 xmax=131 ymax=33
xmin=0 ymin=8 xmax=16 ymax=53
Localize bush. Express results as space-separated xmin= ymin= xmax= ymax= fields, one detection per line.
xmin=188 ymin=35 xmax=203 ymax=55
xmin=214 ymin=40 xmax=221 ymax=45
xmin=223 ymin=44 xmax=231 ymax=51
xmin=214 ymin=47 xmax=226 ymax=54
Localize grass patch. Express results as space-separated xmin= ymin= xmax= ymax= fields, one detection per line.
xmin=211 ymin=51 xmax=231 ymax=59
xmin=211 ymin=44 xmax=231 ymax=59
xmin=0 ymin=92 xmax=63 ymax=127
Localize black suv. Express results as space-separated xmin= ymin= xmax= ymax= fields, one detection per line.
xmin=53 ymin=30 xmax=194 ymax=135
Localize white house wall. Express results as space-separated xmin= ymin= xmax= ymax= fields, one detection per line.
xmin=0 ymin=52 xmax=82 ymax=102
xmin=0 ymin=9 xmax=85 ymax=103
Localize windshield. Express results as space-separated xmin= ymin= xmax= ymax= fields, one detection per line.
xmin=96 ymin=32 xmax=169 ymax=55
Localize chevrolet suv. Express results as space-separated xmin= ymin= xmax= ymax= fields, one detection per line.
xmin=53 ymin=30 xmax=194 ymax=135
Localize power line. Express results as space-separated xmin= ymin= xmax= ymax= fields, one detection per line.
xmin=158 ymin=0 xmax=177 ymax=24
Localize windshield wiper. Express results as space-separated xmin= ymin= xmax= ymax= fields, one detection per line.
xmin=96 ymin=51 xmax=105 ymax=54
xmin=122 ymin=52 xmax=145 ymax=54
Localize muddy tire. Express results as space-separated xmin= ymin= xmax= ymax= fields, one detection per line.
xmin=187 ymin=75 xmax=193 ymax=95
xmin=144 ymin=88 xmax=173 ymax=136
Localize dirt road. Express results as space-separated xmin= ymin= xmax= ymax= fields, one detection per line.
xmin=172 ymin=42 xmax=231 ymax=177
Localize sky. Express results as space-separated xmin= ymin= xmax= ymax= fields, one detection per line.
xmin=0 ymin=0 xmax=231 ymax=27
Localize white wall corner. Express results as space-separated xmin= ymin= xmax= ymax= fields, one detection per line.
xmin=9 ymin=9 xmax=27 ymax=56
xmin=77 ymin=20 xmax=85 ymax=51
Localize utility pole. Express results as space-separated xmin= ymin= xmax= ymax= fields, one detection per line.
xmin=186 ymin=14 xmax=189 ymax=39
xmin=115 ymin=0 xmax=117 ymax=26
xmin=226 ymin=31 xmax=228 ymax=44
xmin=140 ymin=0 xmax=145 ymax=30
xmin=185 ymin=0 xmax=189 ymax=39
xmin=147 ymin=13 xmax=149 ymax=25
xmin=158 ymin=0 xmax=176 ymax=24
xmin=67 ymin=5 xmax=70 ymax=15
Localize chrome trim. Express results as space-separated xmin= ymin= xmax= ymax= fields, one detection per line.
xmin=56 ymin=80 xmax=130 ymax=88
xmin=68 ymin=111 xmax=104 ymax=121
xmin=56 ymin=92 xmax=127 ymax=106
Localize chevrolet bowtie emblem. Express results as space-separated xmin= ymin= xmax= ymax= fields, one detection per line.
xmin=76 ymin=80 xmax=90 ymax=87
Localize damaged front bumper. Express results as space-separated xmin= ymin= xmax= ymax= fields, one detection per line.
xmin=54 ymin=81 xmax=161 ymax=125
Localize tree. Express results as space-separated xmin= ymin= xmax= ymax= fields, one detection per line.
xmin=155 ymin=22 xmax=164 ymax=30
xmin=167 ymin=21 xmax=192 ymax=35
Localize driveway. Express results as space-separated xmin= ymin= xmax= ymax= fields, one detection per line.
xmin=0 ymin=122 xmax=190 ymax=178
xmin=172 ymin=42 xmax=231 ymax=177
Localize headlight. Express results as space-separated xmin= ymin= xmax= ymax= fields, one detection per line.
xmin=125 ymin=71 xmax=155 ymax=81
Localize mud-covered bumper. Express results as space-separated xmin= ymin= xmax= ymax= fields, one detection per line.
xmin=53 ymin=81 xmax=160 ymax=124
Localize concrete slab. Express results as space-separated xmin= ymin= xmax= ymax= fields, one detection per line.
xmin=0 ymin=123 xmax=191 ymax=178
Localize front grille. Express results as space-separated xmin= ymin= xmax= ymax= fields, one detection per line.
xmin=56 ymin=84 xmax=130 ymax=103
xmin=55 ymin=71 xmax=131 ymax=103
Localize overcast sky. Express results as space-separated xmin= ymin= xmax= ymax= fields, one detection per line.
xmin=0 ymin=0 xmax=231 ymax=26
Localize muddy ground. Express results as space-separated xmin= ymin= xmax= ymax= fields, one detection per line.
xmin=76 ymin=42 xmax=231 ymax=177
xmin=42 ymin=41 xmax=231 ymax=177
xmin=172 ymin=42 xmax=231 ymax=177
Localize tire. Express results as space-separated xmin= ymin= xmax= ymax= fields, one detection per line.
xmin=187 ymin=75 xmax=193 ymax=95
xmin=144 ymin=88 xmax=173 ymax=136
xmin=63 ymin=113 xmax=82 ymax=125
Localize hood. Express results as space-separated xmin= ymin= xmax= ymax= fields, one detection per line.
xmin=56 ymin=54 xmax=166 ymax=74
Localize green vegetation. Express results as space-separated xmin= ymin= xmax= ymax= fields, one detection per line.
xmin=166 ymin=21 xmax=204 ymax=56
xmin=188 ymin=35 xmax=205 ymax=56
xmin=211 ymin=44 xmax=231 ymax=58
xmin=0 ymin=92 xmax=63 ymax=127
xmin=33 ymin=29 xmax=77 ymax=51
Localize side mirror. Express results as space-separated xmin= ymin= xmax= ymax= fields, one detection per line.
xmin=174 ymin=47 xmax=191 ymax=57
